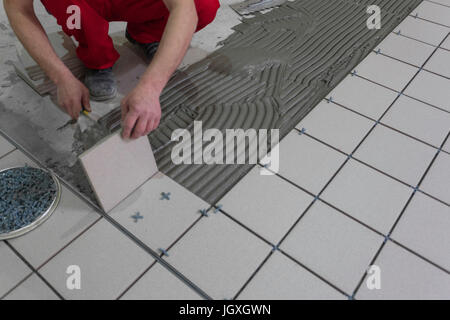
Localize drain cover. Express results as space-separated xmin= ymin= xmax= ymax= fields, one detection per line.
xmin=0 ymin=166 xmax=61 ymax=240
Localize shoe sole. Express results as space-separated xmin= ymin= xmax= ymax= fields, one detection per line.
xmin=89 ymin=88 xmax=118 ymax=102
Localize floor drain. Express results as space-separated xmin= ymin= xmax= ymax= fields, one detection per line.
xmin=0 ymin=166 xmax=61 ymax=240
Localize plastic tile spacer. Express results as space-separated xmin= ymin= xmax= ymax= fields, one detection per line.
xmin=199 ymin=209 xmax=209 ymax=217
xmin=298 ymin=128 xmax=306 ymax=135
xmin=272 ymin=245 xmax=280 ymax=252
xmin=214 ymin=204 xmax=223 ymax=213
xmin=384 ymin=235 xmax=390 ymax=243
xmin=158 ymin=248 xmax=170 ymax=257
xmin=131 ymin=212 xmax=144 ymax=223
xmin=327 ymin=96 xmax=333 ymax=103
xmin=395 ymin=30 xmax=401 ymax=35
xmin=375 ymin=48 xmax=381 ymax=55
xmin=351 ymin=70 xmax=357 ymax=76
xmin=160 ymin=192 xmax=171 ymax=200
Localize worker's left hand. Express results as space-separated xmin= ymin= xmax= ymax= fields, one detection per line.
xmin=120 ymin=84 xmax=162 ymax=140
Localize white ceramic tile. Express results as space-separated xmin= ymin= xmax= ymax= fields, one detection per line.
xmin=355 ymin=52 xmax=418 ymax=91
xmin=354 ymin=125 xmax=437 ymax=186
xmin=282 ymin=201 xmax=383 ymax=294
xmin=392 ymin=192 xmax=450 ymax=270
xmin=9 ymin=185 xmax=100 ymax=268
xmin=412 ymin=1 xmax=450 ymax=27
xmin=219 ymin=167 xmax=313 ymax=244
xmin=405 ymin=69 xmax=450 ymax=112
xmin=39 ymin=219 xmax=152 ymax=300
xmin=424 ymin=48 xmax=450 ymax=78
xmin=165 ymin=213 xmax=271 ymax=299
xmin=382 ymin=95 xmax=450 ymax=147
xmin=79 ymin=133 xmax=158 ymax=213
xmin=262 ymin=131 xmax=347 ymax=194
xmin=120 ymin=263 xmax=203 ymax=300
xmin=394 ymin=16 xmax=449 ymax=46
xmin=357 ymin=241 xmax=450 ymax=299
xmin=321 ymin=159 xmax=412 ymax=234
xmin=297 ymin=101 xmax=374 ymax=153
xmin=376 ymin=33 xmax=436 ymax=66
xmin=325 ymin=75 xmax=398 ymax=119
xmin=0 ymin=242 xmax=31 ymax=297
xmin=238 ymin=252 xmax=346 ymax=300
xmin=420 ymin=151 xmax=450 ymax=204
xmin=109 ymin=173 xmax=208 ymax=251
xmin=0 ymin=135 xmax=15 ymax=158
xmin=3 ymin=273 xmax=59 ymax=300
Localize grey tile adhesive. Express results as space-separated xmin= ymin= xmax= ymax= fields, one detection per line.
xmin=0 ymin=0 xmax=422 ymax=208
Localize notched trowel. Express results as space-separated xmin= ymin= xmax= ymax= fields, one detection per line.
xmin=230 ymin=0 xmax=287 ymax=15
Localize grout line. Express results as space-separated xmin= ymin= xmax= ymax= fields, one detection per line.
xmin=0 ymin=271 xmax=34 ymax=300
xmin=408 ymin=14 xmax=450 ymax=28
xmin=4 ymin=241 xmax=64 ymax=300
xmin=115 ymin=261 xmax=158 ymax=300
xmin=0 ymin=148 xmax=17 ymax=162
xmin=389 ymin=237 xmax=449 ymax=274
xmin=35 ymin=216 xmax=103 ymax=270
xmin=425 ymin=0 xmax=450 ymax=8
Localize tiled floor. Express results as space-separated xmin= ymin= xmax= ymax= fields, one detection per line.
xmin=1 ymin=0 xmax=450 ymax=300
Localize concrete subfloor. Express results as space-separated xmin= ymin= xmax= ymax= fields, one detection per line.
xmin=1 ymin=0 xmax=450 ymax=300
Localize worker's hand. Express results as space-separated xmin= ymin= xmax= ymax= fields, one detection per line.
xmin=56 ymin=74 xmax=91 ymax=120
xmin=121 ymin=83 xmax=162 ymax=140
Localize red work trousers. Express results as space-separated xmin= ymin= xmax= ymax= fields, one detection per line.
xmin=41 ymin=0 xmax=220 ymax=69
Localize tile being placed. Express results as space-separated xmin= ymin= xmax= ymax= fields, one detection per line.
xmin=405 ymin=70 xmax=450 ymax=112
xmin=297 ymin=101 xmax=374 ymax=153
xmin=261 ymin=131 xmax=347 ymax=194
xmin=382 ymin=95 xmax=450 ymax=147
xmin=79 ymin=132 xmax=158 ymax=213
xmin=412 ymin=1 xmax=450 ymax=27
xmin=355 ymin=52 xmax=418 ymax=91
xmin=424 ymin=48 xmax=450 ymax=78
xmin=120 ymin=263 xmax=203 ymax=300
xmin=164 ymin=213 xmax=271 ymax=300
xmin=354 ymin=125 xmax=437 ymax=187
xmin=321 ymin=159 xmax=412 ymax=234
xmin=0 ymin=135 xmax=15 ymax=158
xmin=376 ymin=33 xmax=436 ymax=67
xmin=10 ymin=185 xmax=100 ymax=268
xmin=0 ymin=242 xmax=31 ymax=297
xmin=420 ymin=152 xmax=450 ymax=204
xmin=394 ymin=16 xmax=449 ymax=46
xmin=325 ymin=75 xmax=398 ymax=119
xmin=357 ymin=242 xmax=450 ymax=299
xmin=281 ymin=201 xmax=383 ymax=294
xmin=392 ymin=192 xmax=450 ymax=270
xmin=219 ymin=167 xmax=313 ymax=244
xmin=108 ymin=173 xmax=209 ymax=251
xmin=39 ymin=219 xmax=152 ymax=300
xmin=3 ymin=274 xmax=59 ymax=300
xmin=238 ymin=252 xmax=345 ymax=300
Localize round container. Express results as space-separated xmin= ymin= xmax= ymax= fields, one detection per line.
xmin=0 ymin=167 xmax=61 ymax=240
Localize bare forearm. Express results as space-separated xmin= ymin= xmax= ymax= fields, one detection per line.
xmin=4 ymin=0 xmax=72 ymax=84
xmin=139 ymin=0 xmax=198 ymax=93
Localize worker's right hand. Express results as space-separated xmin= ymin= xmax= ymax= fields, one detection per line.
xmin=56 ymin=74 xmax=91 ymax=120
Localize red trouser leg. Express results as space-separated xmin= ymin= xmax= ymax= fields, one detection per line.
xmin=123 ymin=0 xmax=221 ymax=44
xmin=40 ymin=0 xmax=119 ymax=69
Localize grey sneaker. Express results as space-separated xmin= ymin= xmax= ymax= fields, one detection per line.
xmin=84 ymin=67 xmax=118 ymax=101
xmin=126 ymin=30 xmax=159 ymax=61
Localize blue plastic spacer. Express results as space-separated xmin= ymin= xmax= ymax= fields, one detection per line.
xmin=214 ymin=204 xmax=223 ymax=213
xmin=160 ymin=192 xmax=171 ymax=200
xmin=131 ymin=212 xmax=144 ymax=223
xmin=158 ymin=248 xmax=169 ymax=257
xmin=298 ymin=128 xmax=306 ymax=135
xmin=199 ymin=209 xmax=209 ymax=217
xmin=272 ymin=245 xmax=280 ymax=252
